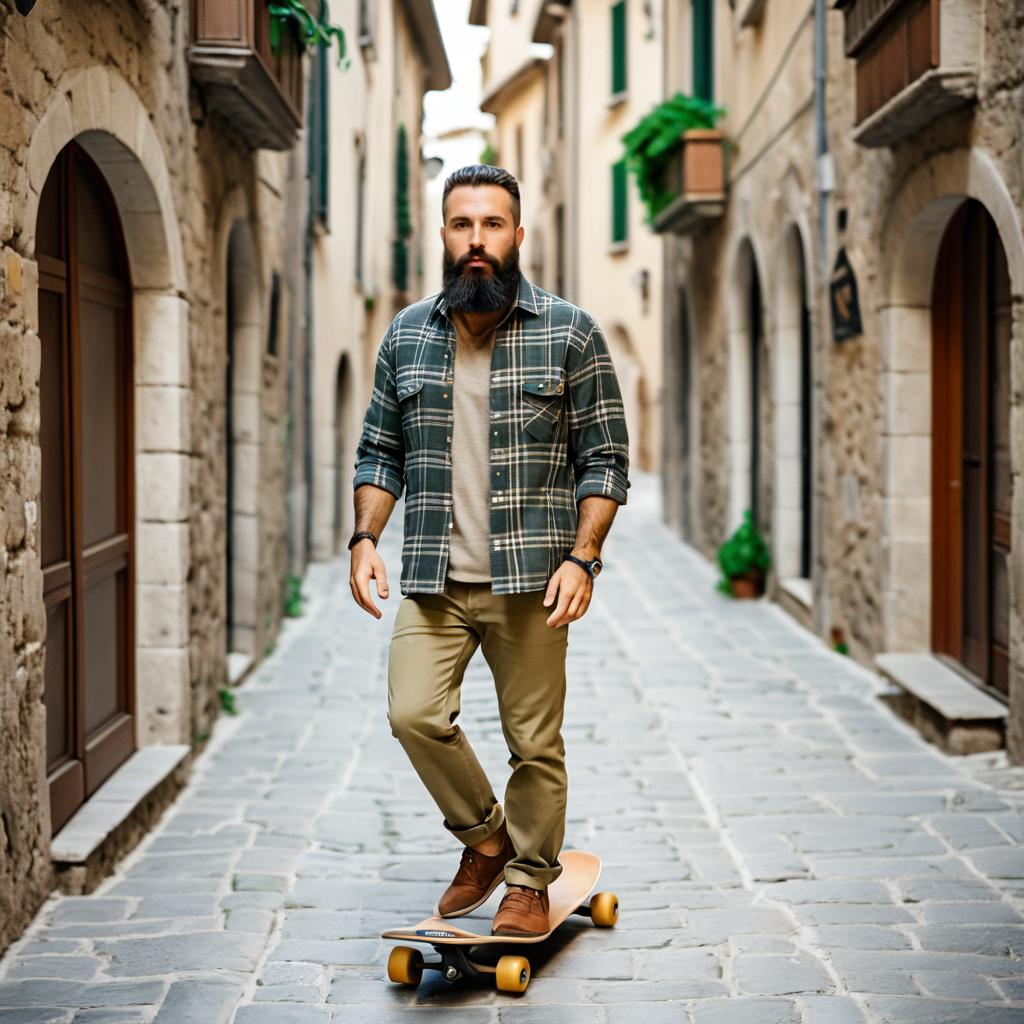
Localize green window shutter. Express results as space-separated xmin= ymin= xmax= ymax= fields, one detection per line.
xmin=611 ymin=160 xmax=628 ymax=244
xmin=692 ymin=0 xmax=713 ymax=103
xmin=315 ymin=41 xmax=330 ymax=224
xmin=610 ymin=0 xmax=627 ymax=96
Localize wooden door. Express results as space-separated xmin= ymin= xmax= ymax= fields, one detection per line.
xmin=932 ymin=200 xmax=1011 ymax=698
xmin=37 ymin=142 xmax=135 ymax=835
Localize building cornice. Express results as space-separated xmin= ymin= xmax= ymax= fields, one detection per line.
xmin=399 ymin=0 xmax=453 ymax=91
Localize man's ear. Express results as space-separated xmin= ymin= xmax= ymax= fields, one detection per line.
xmin=439 ymin=225 xmax=446 ymax=243
xmin=515 ymin=225 xmax=525 ymax=248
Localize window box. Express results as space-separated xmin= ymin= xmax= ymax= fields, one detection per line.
xmin=651 ymin=129 xmax=726 ymax=236
xmin=836 ymin=0 xmax=978 ymax=148
xmin=189 ymin=0 xmax=306 ymax=151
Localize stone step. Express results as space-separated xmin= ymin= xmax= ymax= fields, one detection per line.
xmin=875 ymin=653 xmax=1007 ymax=756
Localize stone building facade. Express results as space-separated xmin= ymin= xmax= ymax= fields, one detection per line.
xmin=658 ymin=0 xmax=1024 ymax=762
xmin=0 ymin=0 xmax=318 ymax=953
xmin=309 ymin=0 xmax=450 ymax=560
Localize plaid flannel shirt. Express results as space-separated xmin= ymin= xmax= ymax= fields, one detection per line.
xmin=353 ymin=274 xmax=631 ymax=595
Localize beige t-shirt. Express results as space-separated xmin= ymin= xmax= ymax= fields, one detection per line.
xmin=446 ymin=315 xmax=496 ymax=582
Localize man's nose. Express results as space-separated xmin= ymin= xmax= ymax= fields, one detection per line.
xmin=468 ymin=224 xmax=484 ymax=248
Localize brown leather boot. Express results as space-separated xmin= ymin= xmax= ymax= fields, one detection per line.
xmin=491 ymin=884 xmax=551 ymax=937
xmin=437 ymin=826 xmax=515 ymax=918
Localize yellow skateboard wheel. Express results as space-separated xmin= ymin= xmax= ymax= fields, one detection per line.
xmin=495 ymin=954 xmax=531 ymax=993
xmin=387 ymin=945 xmax=423 ymax=986
xmin=590 ymin=891 xmax=619 ymax=927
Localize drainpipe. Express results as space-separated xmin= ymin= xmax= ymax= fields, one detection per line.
xmin=814 ymin=0 xmax=832 ymax=277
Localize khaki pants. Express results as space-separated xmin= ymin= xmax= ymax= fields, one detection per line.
xmin=387 ymin=579 xmax=570 ymax=889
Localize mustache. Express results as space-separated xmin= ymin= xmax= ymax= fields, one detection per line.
xmin=454 ymin=249 xmax=501 ymax=272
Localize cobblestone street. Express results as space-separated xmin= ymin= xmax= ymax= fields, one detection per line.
xmin=2 ymin=475 xmax=1023 ymax=1023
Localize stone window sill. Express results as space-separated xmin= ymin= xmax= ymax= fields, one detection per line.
xmin=779 ymin=576 xmax=812 ymax=610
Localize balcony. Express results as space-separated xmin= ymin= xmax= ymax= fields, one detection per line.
xmin=189 ymin=0 xmax=306 ymax=151
xmin=836 ymin=0 xmax=978 ymax=148
xmin=651 ymin=130 xmax=726 ymax=236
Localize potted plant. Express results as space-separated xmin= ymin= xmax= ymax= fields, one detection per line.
xmin=621 ymin=92 xmax=725 ymax=223
xmin=716 ymin=511 xmax=771 ymax=599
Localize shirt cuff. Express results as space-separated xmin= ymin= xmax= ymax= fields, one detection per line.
xmin=575 ymin=469 xmax=630 ymax=506
xmin=353 ymin=462 xmax=404 ymax=499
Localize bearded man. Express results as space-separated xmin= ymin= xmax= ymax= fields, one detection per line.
xmin=350 ymin=164 xmax=630 ymax=937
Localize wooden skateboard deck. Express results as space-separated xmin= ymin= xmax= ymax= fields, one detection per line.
xmin=382 ymin=850 xmax=619 ymax=992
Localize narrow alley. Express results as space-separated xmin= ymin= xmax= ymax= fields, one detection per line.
xmin=1 ymin=475 xmax=1022 ymax=1024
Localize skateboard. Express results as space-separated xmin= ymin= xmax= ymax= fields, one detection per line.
xmin=381 ymin=849 xmax=618 ymax=993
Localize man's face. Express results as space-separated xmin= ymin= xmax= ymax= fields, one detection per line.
xmin=440 ymin=185 xmax=526 ymax=313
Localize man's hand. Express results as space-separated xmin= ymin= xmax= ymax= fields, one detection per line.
xmin=349 ymin=540 xmax=390 ymax=618
xmin=543 ymin=560 xmax=593 ymax=628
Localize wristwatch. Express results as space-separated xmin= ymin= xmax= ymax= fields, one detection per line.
xmin=566 ymin=553 xmax=603 ymax=579
xmin=347 ymin=530 xmax=378 ymax=550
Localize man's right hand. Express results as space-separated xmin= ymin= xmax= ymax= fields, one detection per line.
xmin=349 ymin=540 xmax=390 ymax=618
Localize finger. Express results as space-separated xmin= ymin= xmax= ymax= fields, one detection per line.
xmin=543 ymin=572 xmax=560 ymax=607
xmin=355 ymin=569 xmax=382 ymax=619
xmin=375 ymin=559 xmax=390 ymax=600
xmin=566 ymin=584 xmax=587 ymax=621
xmin=546 ymin=580 xmax=575 ymax=628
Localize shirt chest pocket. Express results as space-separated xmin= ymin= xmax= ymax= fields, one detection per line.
xmin=395 ymin=375 xmax=427 ymax=450
xmin=520 ymin=371 xmax=566 ymax=442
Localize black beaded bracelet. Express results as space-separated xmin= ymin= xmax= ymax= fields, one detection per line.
xmin=347 ymin=530 xmax=378 ymax=550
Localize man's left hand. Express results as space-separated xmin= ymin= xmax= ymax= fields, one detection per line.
xmin=543 ymin=560 xmax=593 ymax=628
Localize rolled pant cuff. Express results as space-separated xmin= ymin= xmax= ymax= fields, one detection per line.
xmin=444 ymin=802 xmax=505 ymax=847
xmin=504 ymin=863 xmax=562 ymax=891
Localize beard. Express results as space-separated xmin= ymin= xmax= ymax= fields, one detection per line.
xmin=442 ymin=244 xmax=520 ymax=313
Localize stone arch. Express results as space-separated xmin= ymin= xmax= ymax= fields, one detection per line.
xmin=772 ymin=222 xmax=813 ymax=584
xmin=726 ymin=236 xmax=766 ymax=531
xmin=879 ymin=147 xmax=1024 ymax=652
xmin=212 ymin=189 xmax=263 ymax=663
xmin=25 ymin=66 xmax=191 ymax=747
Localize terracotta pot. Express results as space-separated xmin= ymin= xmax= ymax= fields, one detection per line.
xmin=729 ymin=569 xmax=764 ymax=599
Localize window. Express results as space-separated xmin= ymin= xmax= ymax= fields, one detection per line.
xmin=516 ymin=124 xmax=525 ymax=182
xmin=611 ymin=160 xmax=628 ymax=245
xmin=359 ymin=0 xmax=373 ymax=46
xmin=310 ymin=39 xmax=330 ymax=228
xmin=611 ymin=1 xmax=627 ymax=96
xmin=693 ymin=0 xmax=714 ymax=103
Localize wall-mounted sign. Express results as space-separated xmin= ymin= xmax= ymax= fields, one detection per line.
xmin=830 ymin=246 xmax=863 ymax=342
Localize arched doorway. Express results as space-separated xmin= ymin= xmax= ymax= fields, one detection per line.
xmin=37 ymin=141 xmax=135 ymax=835
xmin=333 ymin=353 xmax=353 ymax=554
xmin=727 ymin=239 xmax=764 ymax=529
xmin=774 ymin=226 xmax=813 ymax=583
xmin=225 ymin=220 xmax=261 ymax=663
xmin=932 ymin=199 xmax=1012 ymax=698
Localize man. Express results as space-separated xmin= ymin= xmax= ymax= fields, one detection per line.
xmin=350 ymin=165 xmax=629 ymax=937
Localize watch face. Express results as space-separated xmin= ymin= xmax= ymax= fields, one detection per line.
xmin=591 ymin=559 xmax=603 ymax=577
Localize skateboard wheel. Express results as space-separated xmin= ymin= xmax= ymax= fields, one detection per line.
xmin=495 ymin=954 xmax=531 ymax=993
xmin=590 ymin=892 xmax=619 ymax=928
xmin=387 ymin=945 xmax=423 ymax=986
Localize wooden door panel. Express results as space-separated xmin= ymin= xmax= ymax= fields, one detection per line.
xmin=37 ymin=141 xmax=136 ymax=834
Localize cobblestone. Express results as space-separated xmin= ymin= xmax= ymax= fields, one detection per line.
xmin=0 ymin=475 xmax=1022 ymax=1022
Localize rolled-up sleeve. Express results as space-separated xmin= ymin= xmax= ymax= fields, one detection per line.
xmin=353 ymin=326 xmax=405 ymax=498
xmin=566 ymin=319 xmax=631 ymax=505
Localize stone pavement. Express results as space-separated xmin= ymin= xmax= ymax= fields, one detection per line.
xmin=2 ymin=473 xmax=1023 ymax=1023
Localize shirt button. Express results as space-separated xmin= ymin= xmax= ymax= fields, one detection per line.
xmin=493 ymin=430 xmax=498 ymax=436
xmin=446 ymin=436 xmax=452 ymax=443
xmin=443 ymin=392 xmax=449 ymax=398
xmin=491 ymin=496 xmax=499 ymax=503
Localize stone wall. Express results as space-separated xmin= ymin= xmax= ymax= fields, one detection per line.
xmin=664 ymin=2 xmax=1024 ymax=760
xmin=0 ymin=0 xmax=297 ymax=953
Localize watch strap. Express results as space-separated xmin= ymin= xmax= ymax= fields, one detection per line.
xmin=565 ymin=553 xmax=597 ymax=578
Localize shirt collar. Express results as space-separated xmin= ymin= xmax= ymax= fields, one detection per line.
xmin=431 ymin=272 xmax=539 ymax=322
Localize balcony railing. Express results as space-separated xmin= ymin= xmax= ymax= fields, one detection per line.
xmin=651 ymin=130 xmax=726 ymax=236
xmin=836 ymin=0 xmax=978 ymax=147
xmin=189 ymin=0 xmax=306 ymax=151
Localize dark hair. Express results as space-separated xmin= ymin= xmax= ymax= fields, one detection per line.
xmin=442 ymin=164 xmax=521 ymax=226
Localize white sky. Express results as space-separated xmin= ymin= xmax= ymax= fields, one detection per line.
xmin=423 ymin=1 xmax=493 ymax=138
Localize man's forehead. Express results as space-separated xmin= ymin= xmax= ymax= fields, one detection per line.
xmin=445 ymin=185 xmax=513 ymax=219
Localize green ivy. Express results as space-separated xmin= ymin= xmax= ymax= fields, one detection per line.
xmin=621 ymin=92 xmax=725 ymax=223
xmin=716 ymin=510 xmax=771 ymax=592
xmin=393 ymin=124 xmax=413 ymax=291
xmin=218 ymin=687 xmax=239 ymax=716
xmin=284 ymin=572 xmax=305 ymax=617
xmin=480 ymin=142 xmax=497 ymax=165
xmin=268 ymin=0 xmax=350 ymax=68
